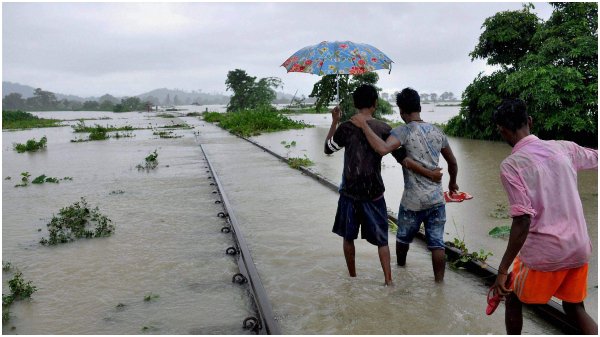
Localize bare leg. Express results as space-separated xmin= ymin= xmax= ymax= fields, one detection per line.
xmin=343 ymin=239 xmax=356 ymax=277
xmin=563 ymin=301 xmax=598 ymax=334
xmin=378 ymin=245 xmax=393 ymax=286
xmin=396 ymin=242 xmax=409 ymax=266
xmin=431 ymin=248 xmax=445 ymax=282
xmin=505 ymin=293 xmax=523 ymax=334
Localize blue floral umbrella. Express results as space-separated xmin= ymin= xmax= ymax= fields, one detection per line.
xmin=281 ymin=40 xmax=394 ymax=102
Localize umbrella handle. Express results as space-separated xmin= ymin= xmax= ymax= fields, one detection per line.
xmin=336 ymin=75 xmax=340 ymax=105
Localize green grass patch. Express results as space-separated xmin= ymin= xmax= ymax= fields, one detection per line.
xmin=156 ymin=113 xmax=175 ymax=118
xmin=13 ymin=136 xmax=47 ymax=153
xmin=203 ymin=108 xmax=312 ymax=137
xmin=2 ymin=110 xmax=63 ymax=130
xmin=155 ymin=122 xmax=192 ymax=129
xmin=39 ymin=197 xmax=115 ymax=245
xmin=279 ymin=107 xmax=323 ymax=114
xmin=287 ymin=155 xmax=314 ymax=169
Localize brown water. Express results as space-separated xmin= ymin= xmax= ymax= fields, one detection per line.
xmin=2 ymin=109 xmax=594 ymax=334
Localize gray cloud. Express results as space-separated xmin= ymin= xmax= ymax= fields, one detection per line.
xmin=3 ymin=2 xmax=553 ymax=97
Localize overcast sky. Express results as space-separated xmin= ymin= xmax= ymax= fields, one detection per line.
xmin=2 ymin=2 xmax=554 ymax=98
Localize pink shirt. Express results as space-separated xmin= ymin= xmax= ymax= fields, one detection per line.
xmin=500 ymin=135 xmax=597 ymax=271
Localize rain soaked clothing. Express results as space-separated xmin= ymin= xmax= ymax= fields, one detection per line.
xmin=391 ymin=122 xmax=449 ymax=211
xmin=500 ymin=135 xmax=597 ymax=271
xmin=327 ymin=120 xmax=406 ymax=200
xmin=332 ymin=194 xmax=389 ymax=246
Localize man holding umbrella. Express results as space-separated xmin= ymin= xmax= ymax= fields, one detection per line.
xmin=325 ymin=84 xmax=442 ymax=286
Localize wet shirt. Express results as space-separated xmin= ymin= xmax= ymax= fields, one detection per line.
xmin=327 ymin=120 xmax=400 ymax=200
xmin=391 ymin=122 xmax=448 ymax=211
xmin=500 ymin=135 xmax=597 ymax=271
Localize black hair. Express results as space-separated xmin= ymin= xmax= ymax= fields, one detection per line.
xmin=396 ymin=88 xmax=421 ymax=113
xmin=492 ymin=98 xmax=528 ymax=132
xmin=352 ymin=84 xmax=378 ymax=109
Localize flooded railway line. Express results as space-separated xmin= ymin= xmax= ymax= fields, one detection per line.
xmin=209 ymin=130 xmax=581 ymax=334
xmin=199 ymin=143 xmax=281 ymax=334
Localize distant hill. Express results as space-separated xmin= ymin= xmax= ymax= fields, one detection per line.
xmin=2 ymin=81 xmax=316 ymax=106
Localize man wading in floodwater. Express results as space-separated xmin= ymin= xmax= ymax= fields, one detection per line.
xmin=351 ymin=87 xmax=458 ymax=283
xmin=325 ymin=84 xmax=442 ymax=286
xmin=491 ymin=98 xmax=598 ymax=334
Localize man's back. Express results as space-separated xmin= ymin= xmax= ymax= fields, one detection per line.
xmin=334 ymin=119 xmax=391 ymax=200
xmin=391 ymin=122 xmax=448 ymax=210
xmin=500 ymin=135 xmax=597 ymax=271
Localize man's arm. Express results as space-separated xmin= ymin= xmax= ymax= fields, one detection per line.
xmin=403 ymin=157 xmax=443 ymax=182
xmin=324 ymin=106 xmax=342 ymax=154
xmin=350 ymin=114 xmax=400 ymax=156
xmin=493 ymin=214 xmax=531 ymax=296
xmin=441 ymin=146 xmax=458 ymax=193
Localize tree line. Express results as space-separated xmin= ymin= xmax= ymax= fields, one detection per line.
xmin=3 ymin=89 xmax=152 ymax=112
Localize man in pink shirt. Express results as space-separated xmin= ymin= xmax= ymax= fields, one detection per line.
xmin=491 ymin=98 xmax=597 ymax=334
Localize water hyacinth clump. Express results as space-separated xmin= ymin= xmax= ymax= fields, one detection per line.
xmin=13 ymin=136 xmax=47 ymax=153
xmin=136 ymin=150 xmax=159 ymax=171
xmin=39 ymin=197 xmax=115 ymax=245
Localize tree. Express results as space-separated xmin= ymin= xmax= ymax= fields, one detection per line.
xmin=27 ymin=88 xmax=58 ymax=110
xmin=225 ymin=69 xmax=281 ymax=112
xmin=2 ymin=93 xmax=25 ymax=110
xmin=309 ymin=72 xmax=392 ymax=121
xmin=82 ymin=101 xmax=100 ymax=110
xmin=429 ymin=93 xmax=438 ymax=103
xmin=420 ymin=93 xmax=430 ymax=102
xmin=446 ymin=3 xmax=597 ymax=146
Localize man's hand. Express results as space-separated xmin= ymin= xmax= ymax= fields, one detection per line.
xmin=448 ymin=182 xmax=459 ymax=194
xmin=331 ymin=106 xmax=341 ymax=123
xmin=350 ymin=114 xmax=368 ymax=129
xmin=492 ymin=272 xmax=512 ymax=297
xmin=429 ymin=168 xmax=443 ymax=182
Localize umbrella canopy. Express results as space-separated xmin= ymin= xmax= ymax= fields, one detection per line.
xmin=281 ymin=40 xmax=393 ymax=76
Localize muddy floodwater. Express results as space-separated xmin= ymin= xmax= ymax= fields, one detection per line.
xmin=2 ymin=106 xmax=595 ymax=334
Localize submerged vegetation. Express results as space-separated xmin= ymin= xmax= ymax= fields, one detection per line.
xmin=489 ymin=225 xmax=511 ymax=238
xmin=39 ymin=197 xmax=115 ymax=245
xmin=2 ymin=268 xmax=37 ymax=324
xmin=71 ymin=120 xmax=139 ymax=142
xmin=203 ymin=108 xmax=312 ymax=137
xmin=136 ymin=150 xmax=159 ymax=171
xmin=2 ymin=110 xmax=62 ymax=130
xmin=287 ymin=155 xmax=314 ymax=169
xmin=14 ymin=171 xmax=73 ymax=188
xmin=13 ymin=136 xmax=47 ymax=153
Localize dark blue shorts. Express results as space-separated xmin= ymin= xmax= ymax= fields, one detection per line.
xmin=396 ymin=204 xmax=446 ymax=250
xmin=332 ymin=194 xmax=389 ymax=247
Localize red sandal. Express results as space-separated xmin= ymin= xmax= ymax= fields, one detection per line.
xmin=486 ymin=272 xmax=514 ymax=315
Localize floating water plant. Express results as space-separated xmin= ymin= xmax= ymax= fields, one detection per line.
xmin=489 ymin=203 xmax=510 ymax=219
xmin=136 ymin=150 xmax=159 ymax=171
xmin=2 ymin=270 xmax=37 ymax=323
xmin=488 ymin=225 xmax=511 ymax=238
xmin=109 ymin=190 xmax=125 ymax=195
xmin=281 ymin=140 xmax=297 ymax=149
xmin=143 ymin=293 xmax=159 ymax=302
xmin=287 ymin=155 xmax=314 ymax=169
xmin=39 ymin=197 xmax=115 ymax=245
xmin=2 ymin=261 xmax=12 ymax=272
xmin=13 ymin=136 xmax=47 ymax=153
xmin=153 ymin=130 xmax=182 ymax=139
xmin=4 ymin=176 xmax=11 ymax=180
xmin=14 ymin=172 xmax=31 ymax=187
xmin=32 ymin=174 xmax=60 ymax=184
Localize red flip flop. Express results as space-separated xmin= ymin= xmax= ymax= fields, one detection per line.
xmin=444 ymin=191 xmax=473 ymax=202
xmin=486 ymin=272 xmax=514 ymax=315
